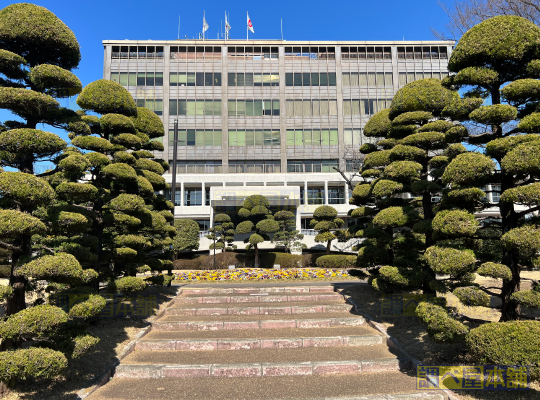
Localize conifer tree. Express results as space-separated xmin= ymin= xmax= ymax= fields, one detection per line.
xmin=207 ymin=213 xmax=236 ymax=252
xmin=311 ymin=206 xmax=344 ymax=255
xmin=70 ymin=80 xmax=175 ymax=289
xmin=272 ymin=210 xmax=304 ymax=253
xmin=0 ymin=4 xmax=105 ymax=394
xmin=350 ymin=78 xmax=475 ymax=293
xmin=235 ymin=195 xmax=279 ymax=267
xmin=173 ymin=219 xmax=200 ymax=253
xmin=416 ymin=15 xmax=540 ymax=330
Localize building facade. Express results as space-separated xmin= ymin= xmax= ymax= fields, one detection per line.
xmin=102 ymin=40 xmax=454 ymax=252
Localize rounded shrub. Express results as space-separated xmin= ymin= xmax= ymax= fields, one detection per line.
xmin=77 ymin=79 xmax=137 ymax=116
xmin=113 ymin=276 xmax=147 ymax=294
xmin=29 ymin=64 xmax=82 ymax=95
xmin=0 ymin=348 xmax=68 ymax=382
xmin=0 ymin=128 xmax=66 ymax=159
xmin=466 ymin=321 xmax=540 ymax=380
xmin=316 ymin=255 xmax=357 ymax=269
xmin=364 ymin=108 xmax=391 ymax=137
xmin=0 ymin=172 xmax=55 ymax=207
xmin=131 ymin=107 xmax=164 ymax=138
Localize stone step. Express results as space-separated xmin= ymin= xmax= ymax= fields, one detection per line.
xmin=116 ymin=358 xmax=403 ymax=378
xmin=89 ymin=373 xmax=444 ymax=400
xmin=153 ymin=314 xmax=365 ymax=331
xmin=125 ymin=344 xmax=395 ymax=364
xmin=165 ymin=302 xmax=352 ymax=316
xmin=143 ymin=325 xmax=379 ymax=340
xmin=179 ymin=286 xmax=336 ymax=295
xmin=136 ymin=333 xmax=383 ymax=351
xmin=173 ymin=292 xmax=343 ymax=305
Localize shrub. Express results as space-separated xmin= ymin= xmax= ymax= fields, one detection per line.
xmin=315 ymin=255 xmax=357 ymax=269
xmin=466 ymin=321 xmax=540 ymax=380
xmin=0 ymin=348 xmax=67 ymax=382
xmin=112 ymin=276 xmax=146 ymax=294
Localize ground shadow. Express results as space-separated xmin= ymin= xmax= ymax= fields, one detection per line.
xmin=11 ymin=286 xmax=177 ymax=400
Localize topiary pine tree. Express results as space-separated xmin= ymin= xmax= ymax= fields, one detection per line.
xmin=207 ymin=213 xmax=236 ymax=252
xmin=311 ymin=206 xmax=344 ymax=255
xmin=272 ymin=210 xmax=305 ymax=254
xmin=0 ymin=3 xmax=106 ymax=394
xmin=173 ymin=219 xmax=200 ymax=253
xmin=416 ymin=15 xmax=540 ymax=328
xmin=66 ymin=79 xmax=175 ymax=291
xmin=350 ymin=78 xmax=480 ymax=294
xmin=236 ymin=195 xmax=279 ymax=267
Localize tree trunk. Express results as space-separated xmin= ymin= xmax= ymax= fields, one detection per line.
xmin=422 ymin=191 xmax=436 ymax=295
xmin=254 ymin=244 xmax=259 ymax=268
xmin=326 ymin=241 xmax=331 ymax=255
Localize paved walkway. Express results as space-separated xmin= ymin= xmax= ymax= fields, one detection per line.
xmin=89 ymin=282 xmax=447 ymax=400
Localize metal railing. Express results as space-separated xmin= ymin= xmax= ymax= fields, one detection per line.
xmin=301 ymin=229 xmax=317 ymax=236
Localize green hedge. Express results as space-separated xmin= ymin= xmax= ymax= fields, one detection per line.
xmin=173 ymin=252 xmax=329 ymax=270
xmin=466 ymin=321 xmax=540 ymax=380
xmin=315 ymin=255 xmax=357 ymax=269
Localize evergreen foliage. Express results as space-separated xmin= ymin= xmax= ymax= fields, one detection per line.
xmin=206 ymin=214 xmax=236 ymax=252
xmin=272 ymin=210 xmax=305 ymax=253
xmin=236 ymin=195 xmax=279 ymax=267
xmin=173 ymin=219 xmax=200 ymax=253
xmin=311 ymin=205 xmax=344 ymax=255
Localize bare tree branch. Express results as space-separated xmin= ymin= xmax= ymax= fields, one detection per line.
xmin=432 ymin=0 xmax=540 ymax=40
xmin=0 ymin=240 xmax=21 ymax=253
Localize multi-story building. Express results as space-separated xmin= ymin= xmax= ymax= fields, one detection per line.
xmin=103 ymin=40 xmax=454 ymax=253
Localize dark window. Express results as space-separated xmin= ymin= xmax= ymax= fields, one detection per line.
xmin=294 ymin=73 xmax=302 ymax=86
xmin=285 ymin=73 xmax=293 ymax=86
xmin=214 ymin=73 xmax=221 ymax=86
xmin=187 ymin=130 xmax=195 ymax=146
xmin=228 ymin=72 xmax=236 ymax=86
xmin=169 ymin=99 xmax=177 ymax=116
xmin=302 ymin=72 xmax=310 ymax=86
xmin=184 ymin=189 xmax=202 ymax=206
xmin=155 ymin=72 xmax=163 ymax=86
xmin=137 ymin=73 xmax=145 ymax=86
xmin=196 ymin=72 xmax=204 ymax=86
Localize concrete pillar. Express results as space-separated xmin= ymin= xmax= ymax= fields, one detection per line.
xmin=335 ymin=47 xmax=346 ymax=172
xmin=180 ymin=181 xmax=184 ymax=207
xmin=324 ymin=181 xmax=328 ymax=205
xmin=221 ymin=46 xmax=229 ymax=172
xmin=344 ymin=183 xmax=349 ymax=205
xmin=304 ymin=182 xmax=308 ymax=205
xmin=202 ymin=182 xmax=206 ymax=205
xmin=296 ymin=207 xmax=301 ymax=231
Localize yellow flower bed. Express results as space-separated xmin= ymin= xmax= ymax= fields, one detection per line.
xmin=174 ymin=268 xmax=350 ymax=281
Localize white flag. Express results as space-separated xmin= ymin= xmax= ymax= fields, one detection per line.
xmin=225 ymin=12 xmax=231 ymax=33
xmin=247 ymin=13 xmax=254 ymax=33
xmin=203 ymin=15 xmax=209 ymax=33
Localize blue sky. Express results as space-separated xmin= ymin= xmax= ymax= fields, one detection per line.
xmin=1 ymin=0 xmax=453 ymax=169
xmin=27 ymin=0 xmax=452 ymax=88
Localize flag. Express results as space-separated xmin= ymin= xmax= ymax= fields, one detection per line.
xmin=247 ymin=13 xmax=254 ymax=33
xmin=203 ymin=15 xmax=209 ymax=33
xmin=225 ymin=12 xmax=231 ymax=33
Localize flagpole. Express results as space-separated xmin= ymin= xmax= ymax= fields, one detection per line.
xmin=178 ymin=15 xmax=180 ymax=40
xmin=203 ymin=11 xmax=205 ymax=40
xmin=247 ymin=11 xmax=248 ymax=41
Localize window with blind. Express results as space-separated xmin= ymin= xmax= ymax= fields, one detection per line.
xmin=228 ymin=72 xmax=279 ymax=86
xmin=398 ymin=71 xmax=450 ymax=86
xmin=168 ymin=129 xmax=222 ymax=146
xmin=285 ymin=130 xmax=338 ymax=145
xmin=285 ymin=72 xmax=337 ymax=86
xmin=111 ymin=72 xmax=163 ymax=86
xmin=135 ymin=99 xmax=163 ymax=115
xmin=343 ymin=72 xmax=393 ymax=87
xmin=228 ymin=130 xmax=280 ymax=146
xmin=169 ymin=72 xmax=221 ymax=86
xmin=285 ymin=100 xmax=338 ymax=116
xmin=169 ymin=100 xmax=221 ymax=116
xmin=344 ymin=128 xmax=363 ymax=146
xmin=170 ymin=161 xmax=223 ymax=174
xmin=228 ymin=161 xmax=281 ymax=173
xmin=227 ymin=100 xmax=279 ymax=116
xmin=286 ymin=160 xmax=339 ymax=173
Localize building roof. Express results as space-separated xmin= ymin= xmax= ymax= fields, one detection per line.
xmin=103 ymin=39 xmax=455 ymax=46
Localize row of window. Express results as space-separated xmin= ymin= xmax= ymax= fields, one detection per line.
xmin=228 ymin=130 xmax=281 ymax=146
xmin=111 ymin=72 xmax=164 ymax=86
xmin=398 ymin=71 xmax=449 ymax=85
xmin=228 ymin=73 xmax=280 ymax=87
xmin=285 ymin=100 xmax=338 ymax=117
xmin=228 ymin=161 xmax=282 ymax=174
xmin=170 ymin=72 xmax=221 ymax=86
xmin=299 ymin=187 xmax=346 ymax=205
xmin=342 ymin=72 xmax=393 ymax=87
xmin=344 ymin=129 xmax=364 ymax=147
xmin=111 ymin=45 xmax=448 ymax=61
xmin=343 ymin=99 xmax=392 ymax=116
xmin=167 ymin=129 xmax=222 ymax=146
xmin=169 ymin=161 xmax=223 ymax=174
xmin=285 ymin=130 xmax=339 ymax=146
xmin=285 ymin=73 xmax=337 ymax=87
xmin=287 ymin=160 xmax=339 ymax=173
xmin=111 ymin=70 xmax=448 ymax=88
xmin=228 ymin=100 xmax=280 ymax=116
xmin=112 ymin=46 xmax=164 ymax=59
xmin=169 ymin=100 xmax=222 ymax=116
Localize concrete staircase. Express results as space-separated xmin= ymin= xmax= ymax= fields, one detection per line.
xmin=89 ymin=283 xmax=447 ymax=400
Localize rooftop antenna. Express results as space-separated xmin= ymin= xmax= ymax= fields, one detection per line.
xmin=281 ymin=18 xmax=283 ymax=41
xmin=178 ymin=15 xmax=180 ymax=40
